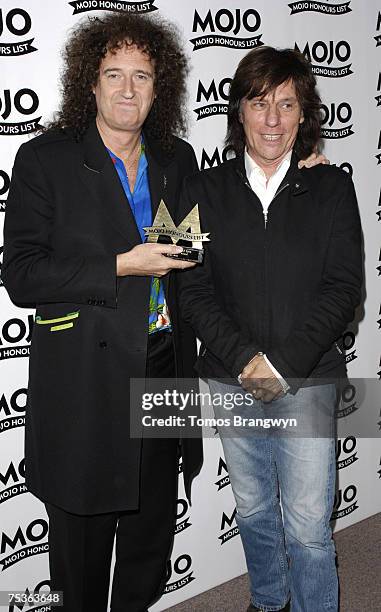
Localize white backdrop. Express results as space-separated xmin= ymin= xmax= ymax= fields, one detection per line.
xmin=0 ymin=1 xmax=380 ymax=610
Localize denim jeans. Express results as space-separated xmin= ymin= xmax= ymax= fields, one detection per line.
xmin=208 ymin=379 xmax=338 ymax=612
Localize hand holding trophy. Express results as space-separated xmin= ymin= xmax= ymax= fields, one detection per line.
xmin=144 ymin=200 xmax=210 ymax=263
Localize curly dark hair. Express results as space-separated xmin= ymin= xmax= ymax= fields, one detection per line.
xmin=46 ymin=11 xmax=189 ymax=150
xmin=226 ymin=46 xmax=322 ymax=158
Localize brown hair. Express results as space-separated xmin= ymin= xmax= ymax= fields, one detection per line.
xmin=45 ymin=12 xmax=189 ymax=150
xmin=226 ymin=46 xmax=322 ymax=158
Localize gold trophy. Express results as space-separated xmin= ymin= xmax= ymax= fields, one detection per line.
xmin=144 ymin=200 xmax=210 ymax=263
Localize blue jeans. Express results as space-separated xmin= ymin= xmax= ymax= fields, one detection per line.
xmin=208 ymin=380 xmax=338 ymax=612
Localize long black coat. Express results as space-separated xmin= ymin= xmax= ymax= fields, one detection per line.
xmin=178 ymin=153 xmax=363 ymax=393
xmin=2 ymin=122 xmax=202 ymax=514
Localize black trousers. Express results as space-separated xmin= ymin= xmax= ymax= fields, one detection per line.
xmin=46 ymin=332 xmax=178 ymax=612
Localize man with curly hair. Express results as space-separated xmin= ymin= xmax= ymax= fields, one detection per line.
xmin=3 ymin=12 xmax=202 ymax=612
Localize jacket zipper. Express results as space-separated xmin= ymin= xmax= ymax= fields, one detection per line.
xmin=265 ymin=182 xmax=290 ymax=227
xmin=237 ymin=170 xmax=291 ymax=351
xmin=237 ymin=169 xmax=290 ymax=228
xmin=263 ymin=182 xmax=291 ymax=348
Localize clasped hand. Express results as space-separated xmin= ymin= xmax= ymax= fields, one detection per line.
xmin=240 ymin=354 xmax=284 ymax=403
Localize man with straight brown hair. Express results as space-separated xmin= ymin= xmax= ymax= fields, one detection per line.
xmin=178 ymin=46 xmax=362 ymax=612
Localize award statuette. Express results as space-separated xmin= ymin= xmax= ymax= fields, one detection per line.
xmin=143 ymin=200 xmax=210 ymax=263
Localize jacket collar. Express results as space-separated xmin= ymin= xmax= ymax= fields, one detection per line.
xmin=82 ymin=120 xmax=174 ymax=172
xmin=143 ymin=132 xmax=175 ymax=169
xmin=234 ymin=149 xmax=308 ymax=197
xmin=287 ymin=150 xmax=309 ymax=196
xmin=81 ymin=120 xmax=173 ymax=245
xmin=143 ymin=132 xmax=174 ymax=219
xmin=82 ymin=120 xmax=109 ymax=172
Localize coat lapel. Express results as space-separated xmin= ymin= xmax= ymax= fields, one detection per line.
xmin=79 ymin=123 xmax=176 ymax=297
xmin=144 ymin=133 xmax=175 ymax=219
xmin=80 ymin=122 xmax=142 ymax=247
xmin=144 ymin=134 xmax=176 ymax=296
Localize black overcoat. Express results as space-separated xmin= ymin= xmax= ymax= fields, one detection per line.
xmin=2 ymin=122 xmax=203 ymax=514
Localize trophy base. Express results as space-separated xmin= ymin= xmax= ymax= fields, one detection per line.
xmin=166 ymin=247 xmax=204 ymax=263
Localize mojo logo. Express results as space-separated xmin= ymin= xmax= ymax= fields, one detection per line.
xmin=375 ymin=11 xmax=381 ymax=47
xmin=289 ymin=1 xmax=351 ymax=16
xmin=0 ymin=88 xmax=42 ymax=136
xmin=320 ymin=102 xmax=353 ymax=139
xmin=200 ymin=145 xmax=235 ymax=170
xmin=336 ymin=382 xmax=358 ymax=419
xmin=175 ymin=498 xmax=192 ymax=535
xmin=0 ymin=315 xmax=33 ymax=361
xmin=194 ymin=78 xmax=231 ymax=121
xmin=219 ymin=507 xmax=239 ymax=544
xmin=331 ymin=484 xmax=358 ymax=520
xmin=215 ymin=456 xmax=230 ymax=491
xmin=0 ymin=388 xmax=27 ymax=434
xmin=0 ymin=7 xmax=37 ymax=56
xmin=190 ymin=9 xmax=263 ymax=51
xmin=0 ymin=245 xmax=3 ymax=286
xmin=295 ymin=40 xmax=352 ymax=78
xmin=375 ymin=73 xmax=381 ymax=108
xmin=336 ymin=436 xmax=358 ymax=470
xmin=1 ymin=519 xmax=49 ymax=571
xmin=341 ymin=330 xmax=357 ymax=364
xmin=0 ymin=169 xmax=10 ymax=212
xmin=8 ymin=579 xmax=51 ymax=612
xmin=69 ymin=0 xmax=158 ymax=14
xmin=164 ymin=554 xmax=195 ymax=593
xmin=0 ymin=458 xmax=27 ymax=505
xmin=376 ymin=131 xmax=381 ymax=165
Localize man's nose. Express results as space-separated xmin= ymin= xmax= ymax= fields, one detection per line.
xmin=121 ymin=75 xmax=134 ymax=98
xmin=265 ymin=105 xmax=280 ymax=126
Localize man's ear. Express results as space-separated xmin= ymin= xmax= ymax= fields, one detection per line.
xmin=299 ymin=111 xmax=305 ymax=124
